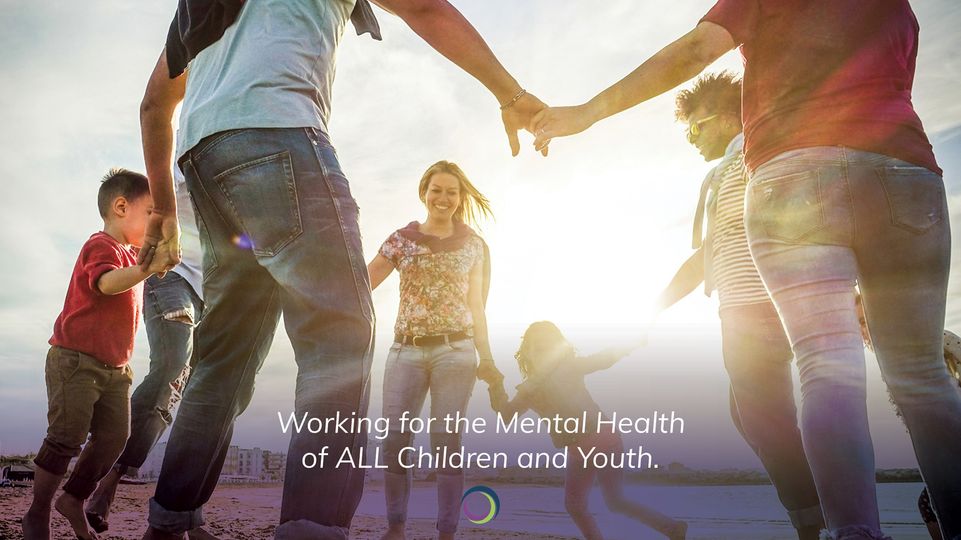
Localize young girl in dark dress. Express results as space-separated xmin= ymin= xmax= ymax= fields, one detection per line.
xmin=488 ymin=322 xmax=687 ymax=540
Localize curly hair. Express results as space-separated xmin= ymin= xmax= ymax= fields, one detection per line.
xmin=675 ymin=71 xmax=742 ymax=123
xmin=514 ymin=321 xmax=576 ymax=379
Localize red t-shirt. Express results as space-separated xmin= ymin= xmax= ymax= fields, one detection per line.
xmin=49 ymin=232 xmax=142 ymax=367
xmin=701 ymin=0 xmax=940 ymax=174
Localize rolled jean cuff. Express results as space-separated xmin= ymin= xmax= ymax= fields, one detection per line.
xmin=788 ymin=504 xmax=824 ymax=529
xmin=274 ymin=519 xmax=348 ymax=540
xmin=819 ymin=525 xmax=893 ymax=540
xmin=62 ymin=474 xmax=99 ymax=500
xmin=148 ymin=497 xmax=204 ymax=534
xmin=34 ymin=441 xmax=75 ymax=476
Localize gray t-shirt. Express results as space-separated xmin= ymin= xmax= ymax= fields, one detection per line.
xmin=176 ymin=0 xmax=355 ymax=159
xmin=171 ymin=166 xmax=204 ymax=300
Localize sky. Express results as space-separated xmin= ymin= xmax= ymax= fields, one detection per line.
xmin=1 ymin=0 xmax=960 ymax=469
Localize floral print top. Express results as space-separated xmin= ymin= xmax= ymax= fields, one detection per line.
xmin=379 ymin=230 xmax=485 ymax=336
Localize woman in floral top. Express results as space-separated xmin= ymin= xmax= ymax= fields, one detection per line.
xmin=367 ymin=161 xmax=502 ymax=540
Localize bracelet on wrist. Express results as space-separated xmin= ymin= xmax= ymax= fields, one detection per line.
xmin=499 ymin=88 xmax=527 ymax=110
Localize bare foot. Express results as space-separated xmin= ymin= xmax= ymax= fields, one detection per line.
xmin=380 ymin=523 xmax=407 ymax=540
xmin=86 ymin=468 xmax=122 ymax=521
xmin=54 ymin=492 xmax=98 ymax=539
xmin=143 ymin=527 xmax=188 ymax=540
xmin=187 ymin=527 xmax=221 ymax=540
xmin=85 ymin=511 xmax=108 ymax=534
xmin=21 ymin=506 xmax=51 ymax=540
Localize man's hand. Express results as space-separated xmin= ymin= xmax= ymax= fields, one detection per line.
xmin=502 ymin=92 xmax=550 ymax=157
xmin=476 ymin=358 xmax=504 ymax=385
xmin=139 ymin=213 xmax=181 ymax=277
xmin=531 ymin=103 xmax=599 ymax=152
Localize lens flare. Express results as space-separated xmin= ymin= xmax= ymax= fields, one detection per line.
xmin=232 ymin=233 xmax=253 ymax=250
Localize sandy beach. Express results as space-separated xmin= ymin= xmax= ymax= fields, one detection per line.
xmin=0 ymin=483 xmax=576 ymax=540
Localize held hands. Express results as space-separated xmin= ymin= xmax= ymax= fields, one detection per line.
xmin=139 ymin=212 xmax=182 ymax=278
xmin=476 ymin=358 xmax=504 ymax=385
xmin=531 ymin=103 xmax=599 ymax=153
xmin=501 ymin=91 xmax=550 ymax=157
xmin=487 ymin=379 xmax=509 ymax=413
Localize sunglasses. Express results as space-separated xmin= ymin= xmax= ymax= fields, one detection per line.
xmin=686 ymin=114 xmax=720 ymax=142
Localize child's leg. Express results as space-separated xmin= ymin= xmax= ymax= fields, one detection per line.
xmin=564 ymin=457 xmax=603 ymax=540
xmin=25 ymin=347 xmax=100 ymax=538
xmin=89 ymin=275 xmax=201 ymax=524
xmin=22 ymin=466 xmax=63 ymax=540
xmin=594 ymin=435 xmax=685 ymax=539
xmin=58 ymin=362 xmax=133 ymax=540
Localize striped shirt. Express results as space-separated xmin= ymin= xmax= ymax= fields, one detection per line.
xmin=708 ymin=135 xmax=771 ymax=310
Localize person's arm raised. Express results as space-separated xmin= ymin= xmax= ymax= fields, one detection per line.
xmin=532 ymin=21 xmax=735 ymax=150
xmin=370 ymin=0 xmax=547 ymax=156
xmin=655 ymin=248 xmax=705 ymax=314
xmin=139 ymin=48 xmax=187 ymax=275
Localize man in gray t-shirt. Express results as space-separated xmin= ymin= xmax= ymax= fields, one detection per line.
xmin=137 ymin=1 xmax=546 ymax=539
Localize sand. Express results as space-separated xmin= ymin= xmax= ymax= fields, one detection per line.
xmin=0 ymin=484 xmax=576 ymax=540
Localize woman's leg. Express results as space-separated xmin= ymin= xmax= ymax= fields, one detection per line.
xmin=850 ymin=157 xmax=961 ymax=538
xmin=381 ymin=344 xmax=430 ymax=539
xmin=746 ymin=148 xmax=886 ymax=539
xmin=427 ymin=339 xmax=478 ymax=537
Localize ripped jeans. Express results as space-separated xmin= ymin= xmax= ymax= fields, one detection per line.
xmin=116 ymin=272 xmax=203 ymax=474
xmin=745 ymin=146 xmax=961 ymax=540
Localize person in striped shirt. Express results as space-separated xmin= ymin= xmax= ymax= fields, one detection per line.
xmin=652 ymin=72 xmax=823 ymax=540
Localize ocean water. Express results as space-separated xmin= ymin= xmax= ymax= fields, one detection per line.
xmin=358 ymin=482 xmax=932 ymax=539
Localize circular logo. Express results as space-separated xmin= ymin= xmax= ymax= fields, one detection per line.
xmin=460 ymin=485 xmax=500 ymax=524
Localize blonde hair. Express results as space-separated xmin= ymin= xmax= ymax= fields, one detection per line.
xmin=418 ymin=160 xmax=493 ymax=226
xmin=515 ymin=321 xmax=576 ymax=379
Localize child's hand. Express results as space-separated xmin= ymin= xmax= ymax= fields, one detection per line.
xmin=487 ymin=381 xmax=508 ymax=412
xmin=146 ymin=242 xmax=179 ymax=275
xmin=477 ymin=359 xmax=504 ymax=385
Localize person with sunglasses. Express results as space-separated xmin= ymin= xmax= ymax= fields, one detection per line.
xmin=530 ymin=2 xmax=959 ymax=538
xmin=651 ymin=72 xmax=823 ymax=540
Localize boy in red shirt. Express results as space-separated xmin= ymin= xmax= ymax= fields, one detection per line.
xmin=23 ymin=169 xmax=170 ymax=540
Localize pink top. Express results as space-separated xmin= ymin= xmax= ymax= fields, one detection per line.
xmin=702 ymin=0 xmax=939 ymax=174
xmin=379 ymin=229 xmax=485 ymax=337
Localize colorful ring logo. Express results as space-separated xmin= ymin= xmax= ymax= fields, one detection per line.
xmin=461 ymin=485 xmax=500 ymax=524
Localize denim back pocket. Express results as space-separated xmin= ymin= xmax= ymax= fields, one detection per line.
xmin=752 ymin=169 xmax=825 ymax=242
xmin=213 ymin=151 xmax=303 ymax=257
xmin=876 ymin=165 xmax=944 ymax=234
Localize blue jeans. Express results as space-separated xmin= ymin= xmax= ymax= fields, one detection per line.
xmin=149 ymin=128 xmax=375 ymax=540
xmin=116 ymin=272 xmax=202 ymax=474
xmin=381 ymin=338 xmax=478 ymax=533
xmin=721 ymin=301 xmax=823 ymax=531
xmin=745 ymin=146 xmax=961 ymax=540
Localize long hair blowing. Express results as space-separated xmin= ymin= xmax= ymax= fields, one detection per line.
xmin=418 ymin=160 xmax=493 ymax=227
xmin=515 ymin=321 xmax=576 ymax=379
